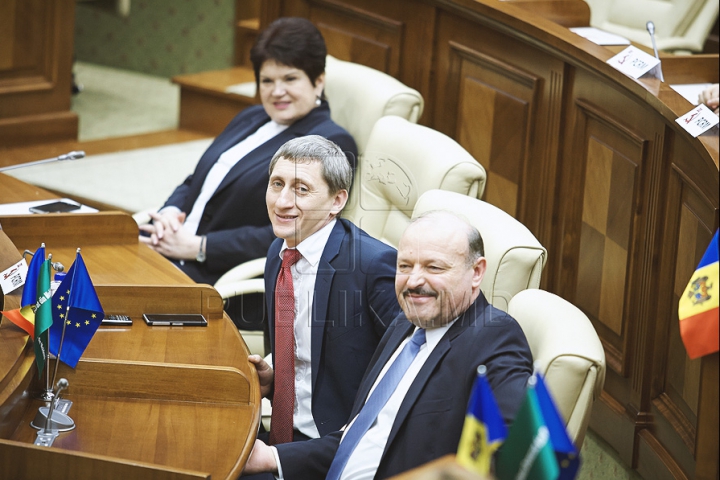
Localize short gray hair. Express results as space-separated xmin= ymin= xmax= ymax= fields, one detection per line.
xmin=269 ymin=135 xmax=353 ymax=194
xmin=410 ymin=210 xmax=485 ymax=266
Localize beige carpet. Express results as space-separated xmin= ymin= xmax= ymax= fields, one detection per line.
xmin=7 ymin=139 xmax=213 ymax=214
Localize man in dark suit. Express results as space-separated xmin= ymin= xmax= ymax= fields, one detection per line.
xmin=244 ymin=211 xmax=533 ymax=479
xmin=248 ymin=135 xmax=400 ymax=448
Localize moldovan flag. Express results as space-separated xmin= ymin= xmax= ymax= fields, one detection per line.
xmin=0 ymin=244 xmax=45 ymax=338
xmin=678 ymin=229 xmax=719 ymax=359
xmin=457 ymin=365 xmax=507 ymax=475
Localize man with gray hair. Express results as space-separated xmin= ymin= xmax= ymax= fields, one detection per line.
xmin=248 ymin=135 xmax=400 ymax=453
xmin=245 ymin=210 xmax=533 ymax=479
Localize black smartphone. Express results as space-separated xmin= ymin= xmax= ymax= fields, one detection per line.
xmin=101 ymin=315 xmax=132 ymax=326
xmin=29 ymin=200 xmax=81 ymax=214
xmin=142 ymin=313 xmax=207 ymax=326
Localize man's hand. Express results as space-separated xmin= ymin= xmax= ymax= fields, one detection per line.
xmin=699 ymin=83 xmax=719 ymax=115
xmin=242 ymin=439 xmax=279 ymax=475
xmin=249 ymin=354 xmax=275 ymax=398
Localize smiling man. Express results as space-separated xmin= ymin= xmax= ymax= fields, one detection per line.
xmin=244 ymin=210 xmax=533 ymax=479
xmin=247 ymin=135 xmax=400 ymax=460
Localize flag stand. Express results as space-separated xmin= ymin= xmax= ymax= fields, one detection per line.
xmin=31 ymin=252 xmax=75 ymax=443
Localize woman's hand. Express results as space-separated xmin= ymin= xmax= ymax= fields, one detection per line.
xmin=140 ymin=210 xmax=201 ymax=260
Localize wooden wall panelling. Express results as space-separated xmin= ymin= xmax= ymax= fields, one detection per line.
xmin=279 ymin=0 xmax=435 ymax=124
xmin=433 ymin=11 xmax=565 ymax=250
xmin=558 ymin=67 xmax=673 ymax=467
xmin=0 ymin=0 xmax=78 ymax=147
xmin=637 ymin=130 xmax=720 ymax=480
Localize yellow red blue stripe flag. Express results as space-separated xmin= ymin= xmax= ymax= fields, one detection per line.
xmin=678 ymin=229 xmax=719 ymax=359
xmin=457 ymin=365 xmax=507 ymax=475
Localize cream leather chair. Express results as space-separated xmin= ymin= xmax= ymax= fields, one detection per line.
xmin=584 ymin=0 xmax=718 ymax=52
xmin=343 ymin=116 xmax=487 ymax=247
xmin=508 ymin=289 xmax=606 ymax=448
xmin=324 ymin=55 xmax=424 ymax=156
xmin=412 ymin=190 xmax=545 ymax=312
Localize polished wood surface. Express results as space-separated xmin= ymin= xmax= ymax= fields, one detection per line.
xmin=0 ymin=0 xmax=78 ymax=147
xmin=246 ymin=1 xmax=717 ymax=478
xmin=172 ymin=68 xmax=259 ymax=136
xmin=0 ymin=180 xmax=260 ymax=479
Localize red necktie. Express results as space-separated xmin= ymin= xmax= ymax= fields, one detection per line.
xmin=269 ymin=248 xmax=303 ymax=445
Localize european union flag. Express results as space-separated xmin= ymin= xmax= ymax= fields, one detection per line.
xmin=457 ymin=365 xmax=508 ymax=475
xmin=49 ymin=252 xmax=104 ymax=368
xmin=535 ymin=373 xmax=580 ymax=480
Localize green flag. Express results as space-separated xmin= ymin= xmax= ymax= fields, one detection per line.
xmin=33 ymin=259 xmax=53 ymax=375
xmin=495 ymin=382 xmax=559 ymax=480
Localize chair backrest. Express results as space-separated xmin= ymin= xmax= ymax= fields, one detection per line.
xmin=412 ymin=190 xmax=545 ymax=312
xmin=508 ymin=289 xmax=606 ymax=448
xmin=342 ymin=117 xmax=487 ymax=248
xmin=584 ymin=0 xmax=719 ymax=52
xmin=323 ymin=55 xmax=424 ymax=155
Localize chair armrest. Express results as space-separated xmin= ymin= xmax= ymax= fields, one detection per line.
xmin=214 ymin=257 xmax=267 ymax=286
xmin=215 ymin=278 xmax=265 ymax=301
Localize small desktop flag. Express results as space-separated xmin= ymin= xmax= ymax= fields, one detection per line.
xmin=33 ymin=258 xmax=53 ymax=375
xmin=534 ymin=373 xmax=579 ymax=480
xmin=1 ymin=244 xmax=45 ymax=338
xmin=678 ymin=229 xmax=719 ymax=359
xmin=495 ymin=375 xmax=559 ymax=480
xmin=457 ymin=365 xmax=508 ymax=475
xmin=49 ymin=251 xmax=104 ymax=368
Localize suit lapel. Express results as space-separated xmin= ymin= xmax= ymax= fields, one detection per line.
xmin=310 ymin=221 xmax=343 ymax=388
xmin=352 ymin=321 xmax=416 ymax=416
xmin=382 ymin=309 xmax=471 ymax=452
xmin=266 ymin=249 xmax=282 ymax=357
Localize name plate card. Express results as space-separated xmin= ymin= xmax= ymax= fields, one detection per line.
xmin=607 ymin=46 xmax=661 ymax=80
xmin=0 ymin=258 xmax=27 ymax=294
xmin=675 ymin=104 xmax=719 ymax=138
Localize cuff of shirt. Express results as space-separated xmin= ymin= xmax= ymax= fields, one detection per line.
xmin=271 ymin=446 xmax=284 ymax=480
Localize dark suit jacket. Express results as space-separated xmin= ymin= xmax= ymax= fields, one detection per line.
xmin=163 ymin=102 xmax=357 ymax=285
xmin=265 ymin=218 xmax=401 ymax=437
xmin=276 ymin=291 xmax=533 ymax=479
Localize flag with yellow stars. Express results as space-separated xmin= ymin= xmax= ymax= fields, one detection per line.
xmin=49 ymin=252 xmax=104 ymax=368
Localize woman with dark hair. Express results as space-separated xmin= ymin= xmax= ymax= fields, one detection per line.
xmin=139 ymin=18 xmax=357 ymax=329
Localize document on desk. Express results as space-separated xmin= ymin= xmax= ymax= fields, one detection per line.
xmin=670 ymin=83 xmax=714 ymax=106
xmin=0 ymin=199 xmax=97 ymax=216
xmin=225 ymin=82 xmax=257 ymax=97
xmin=570 ymin=27 xmax=630 ymax=46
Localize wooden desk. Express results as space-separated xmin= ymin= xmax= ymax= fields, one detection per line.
xmin=0 ymin=176 xmax=260 ymax=479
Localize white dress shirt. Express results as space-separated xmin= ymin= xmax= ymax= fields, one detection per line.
xmin=277 ymin=219 xmax=337 ymax=439
xmin=179 ymin=120 xmax=288 ymax=235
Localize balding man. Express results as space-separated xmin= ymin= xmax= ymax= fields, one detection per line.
xmin=244 ymin=211 xmax=533 ymax=479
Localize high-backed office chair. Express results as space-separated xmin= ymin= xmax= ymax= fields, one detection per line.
xmin=411 ymin=190 xmax=546 ymax=312
xmin=343 ymin=116 xmax=487 ymax=247
xmin=584 ymin=0 xmax=718 ymax=52
xmin=323 ymin=55 xmax=424 ymax=156
xmin=508 ymin=289 xmax=606 ymax=448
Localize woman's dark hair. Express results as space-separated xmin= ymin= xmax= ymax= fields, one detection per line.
xmin=250 ymin=17 xmax=327 ymax=87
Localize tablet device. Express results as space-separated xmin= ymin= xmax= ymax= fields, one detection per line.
xmin=142 ymin=313 xmax=207 ymax=326
xmin=29 ymin=200 xmax=82 ymax=214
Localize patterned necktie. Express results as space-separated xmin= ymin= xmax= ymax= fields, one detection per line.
xmin=269 ymin=248 xmax=303 ymax=445
xmin=325 ymin=328 xmax=427 ymax=480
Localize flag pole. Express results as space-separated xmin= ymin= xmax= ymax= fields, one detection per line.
xmin=50 ymin=248 xmax=79 ymax=390
xmin=41 ymin=253 xmax=54 ymax=402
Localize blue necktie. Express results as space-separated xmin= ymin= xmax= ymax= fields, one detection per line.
xmin=326 ymin=328 xmax=427 ymax=480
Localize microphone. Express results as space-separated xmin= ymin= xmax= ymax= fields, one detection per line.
xmin=0 ymin=150 xmax=85 ymax=173
xmin=52 ymin=262 xmax=65 ymax=273
xmin=44 ymin=378 xmax=69 ymax=431
xmin=645 ymin=21 xmax=664 ymax=82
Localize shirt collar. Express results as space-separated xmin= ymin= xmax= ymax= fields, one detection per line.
xmin=278 ymin=219 xmax=337 ymax=267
